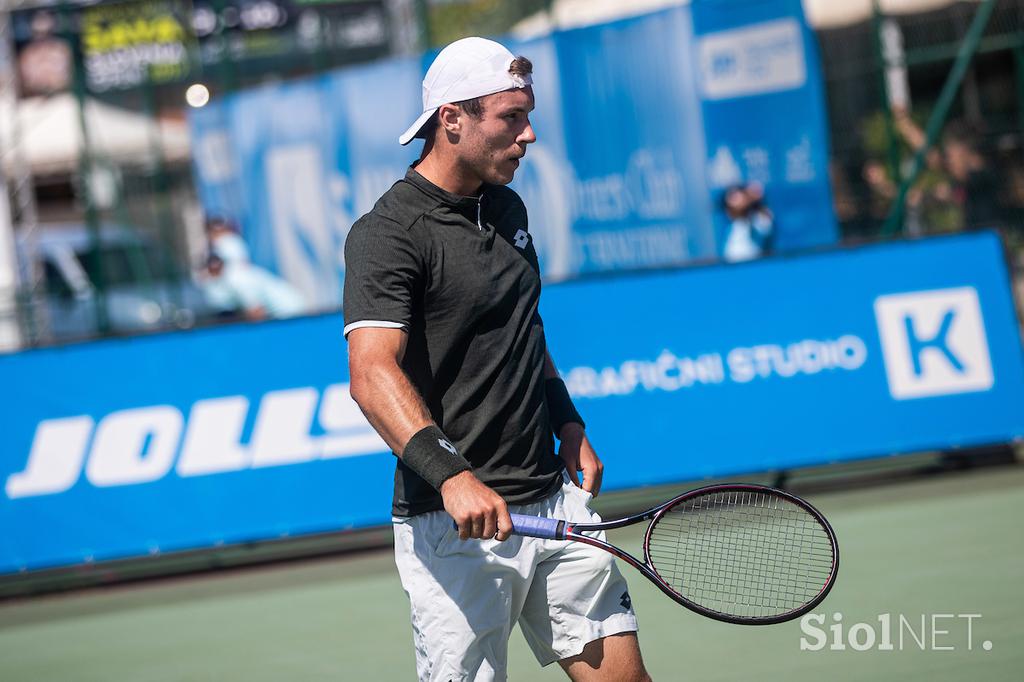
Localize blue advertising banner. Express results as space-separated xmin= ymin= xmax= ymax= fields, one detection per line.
xmin=188 ymin=101 xmax=247 ymax=226
xmin=544 ymin=231 xmax=1024 ymax=485
xmin=516 ymin=8 xmax=716 ymax=276
xmin=692 ymin=0 xmax=837 ymax=252
xmin=227 ymin=79 xmax=346 ymax=308
xmin=188 ymin=1 xmax=836 ymax=307
xmin=1 ymin=315 xmax=394 ymax=574
xmin=3 ymin=233 xmax=1020 ymax=573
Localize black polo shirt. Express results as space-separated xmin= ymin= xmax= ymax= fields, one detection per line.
xmin=343 ymin=167 xmax=563 ymax=517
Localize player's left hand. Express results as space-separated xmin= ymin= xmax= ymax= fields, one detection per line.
xmin=558 ymin=423 xmax=603 ymax=496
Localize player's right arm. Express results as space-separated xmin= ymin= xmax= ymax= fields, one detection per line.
xmin=343 ymin=217 xmax=511 ymax=542
xmin=347 ymin=328 xmax=512 ymax=541
xmin=346 ymin=327 xmax=430 ymax=450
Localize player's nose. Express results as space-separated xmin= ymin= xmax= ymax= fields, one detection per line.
xmin=519 ymin=119 xmax=537 ymax=145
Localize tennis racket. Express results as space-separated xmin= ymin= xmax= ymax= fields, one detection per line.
xmin=508 ymin=483 xmax=838 ymax=625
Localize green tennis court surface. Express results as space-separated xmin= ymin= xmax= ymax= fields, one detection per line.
xmin=2 ymin=465 xmax=1022 ymax=681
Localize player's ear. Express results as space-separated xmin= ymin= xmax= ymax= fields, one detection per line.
xmin=437 ymin=104 xmax=462 ymax=136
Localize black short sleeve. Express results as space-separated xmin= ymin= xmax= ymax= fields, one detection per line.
xmin=343 ymin=217 xmax=422 ymax=337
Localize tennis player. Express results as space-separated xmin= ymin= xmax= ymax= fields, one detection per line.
xmin=343 ymin=37 xmax=650 ymax=681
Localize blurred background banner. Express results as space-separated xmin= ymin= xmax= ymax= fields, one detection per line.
xmin=77 ymin=0 xmax=195 ymax=93
xmin=188 ymin=0 xmax=838 ymax=307
xmin=693 ymin=0 xmax=838 ymax=251
xmin=222 ymin=79 xmax=342 ymax=308
xmin=10 ymin=0 xmax=390 ymax=96
xmin=508 ymin=8 xmax=715 ymax=278
xmin=190 ymin=58 xmax=423 ymax=308
xmin=2 ymin=231 xmax=1020 ymax=574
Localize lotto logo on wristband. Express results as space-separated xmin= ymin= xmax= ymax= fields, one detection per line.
xmin=438 ymin=439 xmax=458 ymax=455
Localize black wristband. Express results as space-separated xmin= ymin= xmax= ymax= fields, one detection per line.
xmin=401 ymin=425 xmax=471 ymax=491
xmin=545 ymin=377 xmax=585 ymax=437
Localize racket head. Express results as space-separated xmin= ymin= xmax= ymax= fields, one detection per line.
xmin=642 ymin=484 xmax=839 ymax=625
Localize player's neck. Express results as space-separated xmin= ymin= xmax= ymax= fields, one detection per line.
xmin=415 ymin=149 xmax=483 ymax=198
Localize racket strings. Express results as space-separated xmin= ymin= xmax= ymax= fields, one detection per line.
xmin=646 ymin=491 xmax=834 ymax=620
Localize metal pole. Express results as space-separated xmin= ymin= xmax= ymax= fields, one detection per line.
xmin=313 ymin=6 xmax=330 ymax=73
xmin=414 ymin=0 xmax=431 ymax=51
xmin=141 ymin=78 xmax=182 ymax=310
xmin=0 ymin=3 xmax=25 ymax=350
xmin=212 ymin=0 xmax=237 ymax=93
xmin=1 ymin=1 xmax=49 ymax=346
xmin=1014 ymin=42 xmax=1024 ymax=141
xmin=62 ymin=0 xmax=109 ymax=333
xmin=0 ymin=171 xmax=22 ymax=352
xmin=872 ymin=0 xmax=902 ymax=218
xmin=1017 ymin=1 xmax=1024 ymax=141
xmin=882 ymin=0 xmax=999 ymax=237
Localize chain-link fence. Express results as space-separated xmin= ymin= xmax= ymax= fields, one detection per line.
xmin=820 ymin=0 xmax=1024 ymax=254
xmin=420 ymin=0 xmax=550 ymax=48
xmin=3 ymin=0 xmax=559 ymax=348
xmin=5 ymin=0 xmax=404 ymax=347
xmin=5 ymin=0 xmax=1024 ymax=349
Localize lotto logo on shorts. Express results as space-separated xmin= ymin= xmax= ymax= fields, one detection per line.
xmin=874 ymin=287 xmax=993 ymax=400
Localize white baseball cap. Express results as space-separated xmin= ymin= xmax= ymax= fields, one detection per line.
xmin=399 ymin=37 xmax=533 ymax=146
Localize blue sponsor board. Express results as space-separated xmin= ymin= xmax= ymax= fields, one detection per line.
xmin=2 ymin=232 xmax=1021 ymax=573
xmin=189 ymin=0 xmax=836 ymax=306
xmin=516 ymin=8 xmax=716 ymax=277
xmin=542 ymin=231 xmax=1024 ymax=485
xmin=0 ymin=316 xmax=396 ymax=573
xmin=692 ymin=0 xmax=837 ymax=251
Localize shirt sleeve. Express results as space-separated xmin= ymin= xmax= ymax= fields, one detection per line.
xmin=343 ymin=216 xmax=422 ymax=338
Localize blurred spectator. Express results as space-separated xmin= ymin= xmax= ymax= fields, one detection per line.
xmin=17 ymin=11 xmax=71 ymax=96
xmin=205 ymin=216 xmax=250 ymax=264
xmin=943 ymin=122 xmax=999 ymax=229
xmin=721 ymin=183 xmax=775 ymax=262
xmin=893 ymin=110 xmax=998 ymax=231
xmin=201 ymin=254 xmax=308 ymax=321
xmin=995 ymin=137 xmax=1024 ymax=253
xmin=861 ymin=159 xmax=897 ymax=223
xmin=829 ymin=160 xmax=859 ymax=226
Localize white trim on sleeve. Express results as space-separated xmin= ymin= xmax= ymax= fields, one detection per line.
xmin=343 ymin=320 xmax=407 ymax=338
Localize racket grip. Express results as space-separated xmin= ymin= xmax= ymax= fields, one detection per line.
xmin=509 ymin=514 xmax=564 ymax=540
xmin=448 ymin=514 xmax=565 ymax=540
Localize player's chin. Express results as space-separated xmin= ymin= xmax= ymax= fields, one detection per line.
xmin=487 ymin=159 xmax=520 ymax=185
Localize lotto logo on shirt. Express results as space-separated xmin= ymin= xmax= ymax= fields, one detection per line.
xmin=513 ymin=229 xmax=530 ymax=250
xmin=874 ymin=287 xmax=994 ymax=400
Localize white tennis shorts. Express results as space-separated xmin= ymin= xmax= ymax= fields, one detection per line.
xmin=392 ymin=473 xmax=639 ymax=682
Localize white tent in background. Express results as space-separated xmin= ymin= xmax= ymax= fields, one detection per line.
xmin=802 ymin=0 xmax=981 ymax=29
xmin=511 ymin=0 xmax=983 ymax=36
xmin=511 ymin=0 xmax=685 ymax=38
xmin=0 ymin=93 xmax=192 ymax=176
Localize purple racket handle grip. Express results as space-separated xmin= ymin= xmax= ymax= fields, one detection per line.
xmin=510 ymin=514 xmax=564 ymax=540
xmin=449 ymin=514 xmax=565 ymax=540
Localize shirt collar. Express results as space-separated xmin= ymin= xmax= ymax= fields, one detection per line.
xmin=405 ymin=165 xmax=487 ymax=210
